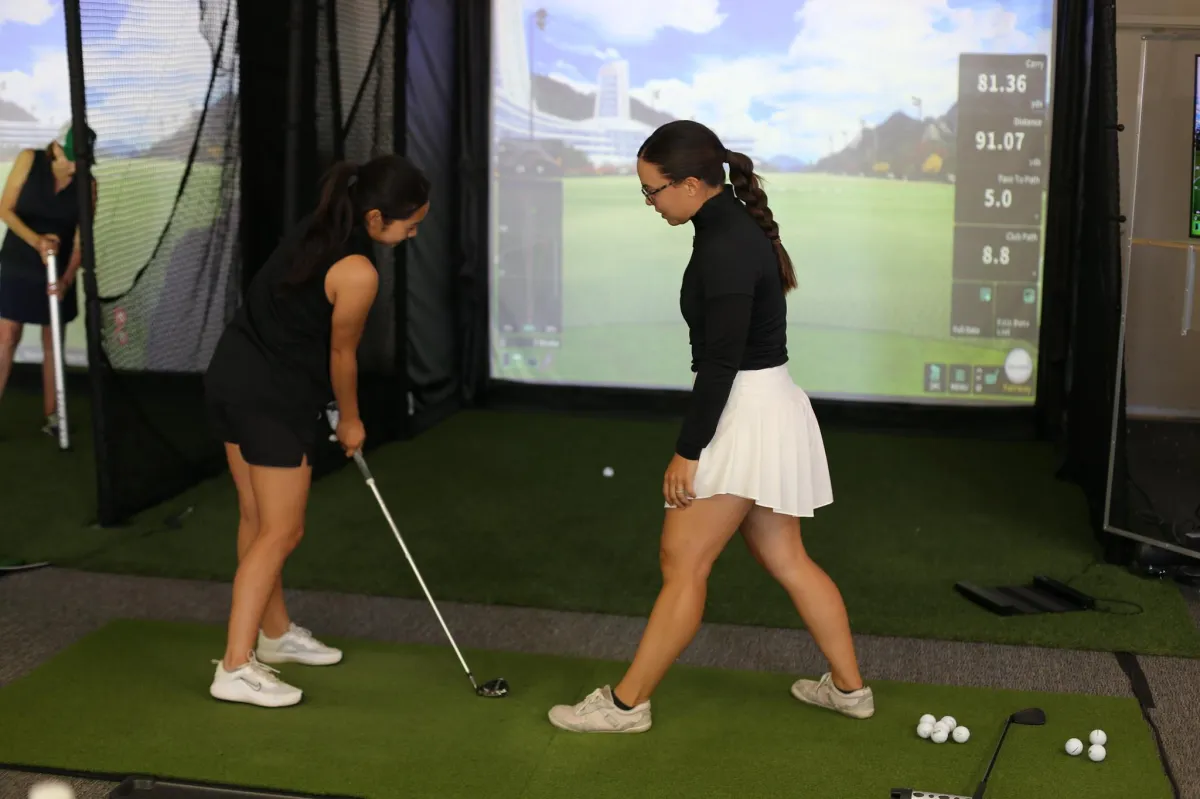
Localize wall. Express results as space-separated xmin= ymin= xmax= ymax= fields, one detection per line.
xmin=1114 ymin=0 xmax=1200 ymax=419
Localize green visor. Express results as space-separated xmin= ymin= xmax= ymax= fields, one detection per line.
xmin=62 ymin=124 xmax=97 ymax=164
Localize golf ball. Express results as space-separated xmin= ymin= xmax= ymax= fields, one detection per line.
xmin=952 ymin=725 xmax=970 ymax=743
xmin=1089 ymin=729 xmax=1107 ymax=746
xmin=1066 ymin=738 xmax=1083 ymax=756
xmin=931 ymin=727 xmax=949 ymax=744
xmin=939 ymin=715 xmax=958 ymax=730
xmin=917 ymin=722 xmax=934 ymax=739
xmin=29 ymin=782 xmax=75 ymax=799
xmin=602 ymin=467 xmax=614 ymax=478
xmin=1089 ymin=744 xmax=1106 ymax=762
xmin=919 ymin=713 xmax=937 ymax=726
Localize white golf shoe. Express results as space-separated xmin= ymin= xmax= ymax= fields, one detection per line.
xmin=209 ymin=652 xmax=303 ymax=708
xmin=256 ymin=623 xmax=344 ymax=666
xmin=548 ymin=686 xmax=652 ymax=733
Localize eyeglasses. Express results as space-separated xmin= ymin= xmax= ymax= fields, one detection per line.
xmin=641 ymin=181 xmax=674 ymax=200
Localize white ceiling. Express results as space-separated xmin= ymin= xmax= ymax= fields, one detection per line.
xmin=1117 ymin=0 xmax=1200 ymax=19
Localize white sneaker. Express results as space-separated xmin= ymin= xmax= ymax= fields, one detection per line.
xmin=548 ymin=686 xmax=652 ymax=733
xmin=256 ymin=623 xmax=343 ymax=666
xmin=209 ymin=652 xmax=303 ymax=708
xmin=790 ymin=672 xmax=875 ymax=719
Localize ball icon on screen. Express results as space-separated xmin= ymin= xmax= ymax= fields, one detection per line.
xmin=1004 ymin=348 xmax=1033 ymax=385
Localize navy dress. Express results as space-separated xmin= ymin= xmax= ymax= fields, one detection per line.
xmin=0 ymin=149 xmax=82 ymax=327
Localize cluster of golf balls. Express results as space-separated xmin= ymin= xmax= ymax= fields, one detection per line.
xmin=916 ymin=714 xmax=970 ymax=744
xmin=1065 ymin=729 xmax=1107 ymax=762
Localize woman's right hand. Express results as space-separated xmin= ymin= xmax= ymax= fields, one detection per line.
xmin=36 ymin=234 xmax=61 ymax=264
xmin=336 ymin=414 xmax=366 ymax=457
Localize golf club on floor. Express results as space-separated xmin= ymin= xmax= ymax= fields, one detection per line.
xmin=46 ymin=252 xmax=70 ymax=451
xmin=324 ymin=403 xmax=509 ymax=699
xmin=973 ymin=707 xmax=1046 ymax=798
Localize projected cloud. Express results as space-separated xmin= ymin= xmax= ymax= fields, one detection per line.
xmin=0 ymin=0 xmax=236 ymax=152
xmin=501 ymin=0 xmax=1052 ymax=164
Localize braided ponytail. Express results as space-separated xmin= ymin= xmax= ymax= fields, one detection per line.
xmin=724 ymin=149 xmax=797 ymax=293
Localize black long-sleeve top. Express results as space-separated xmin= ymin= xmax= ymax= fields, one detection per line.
xmin=675 ymin=185 xmax=788 ymax=460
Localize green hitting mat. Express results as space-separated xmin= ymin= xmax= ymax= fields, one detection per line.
xmin=5 ymin=406 xmax=1198 ymax=658
xmin=0 ymin=620 xmax=1174 ymax=798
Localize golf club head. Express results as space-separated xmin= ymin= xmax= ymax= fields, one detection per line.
xmin=1011 ymin=707 xmax=1046 ymax=725
xmin=477 ymin=678 xmax=509 ymax=698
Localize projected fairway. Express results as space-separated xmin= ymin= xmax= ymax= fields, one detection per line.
xmin=488 ymin=0 xmax=1054 ymax=404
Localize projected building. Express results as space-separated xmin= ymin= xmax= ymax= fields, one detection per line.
xmin=492 ymin=0 xmax=531 ymax=111
xmin=492 ymin=2 xmax=752 ymax=166
xmin=594 ymin=61 xmax=630 ymax=121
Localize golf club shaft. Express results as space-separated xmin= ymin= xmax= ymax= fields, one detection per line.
xmin=973 ymin=719 xmax=1011 ymax=799
xmin=324 ymin=403 xmax=478 ymax=688
xmin=45 ymin=254 xmax=69 ymax=450
xmin=359 ymin=461 xmax=477 ymax=688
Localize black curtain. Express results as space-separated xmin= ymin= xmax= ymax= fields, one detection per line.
xmin=454 ymin=0 xmax=492 ymax=406
xmin=405 ymin=0 xmax=461 ymax=431
xmin=239 ymin=0 xmax=318 ymax=289
xmin=1038 ymin=0 xmax=1128 ymax=547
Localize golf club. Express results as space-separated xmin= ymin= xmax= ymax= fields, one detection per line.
xmin=973 ymin=707 xmax=1046 ymax=798
xmin=45 ymin=252 xmax=70 ymax=451
xmin=324 ymin=404 xmax=508 ymax=699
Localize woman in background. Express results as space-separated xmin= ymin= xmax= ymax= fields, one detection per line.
xmin=0 ymin=125 xmax=97 ymax=436
xmin=203 ymin=153 xmax=430 ymax=708
xmin=548 ymin=120 xmax=872 ymax=733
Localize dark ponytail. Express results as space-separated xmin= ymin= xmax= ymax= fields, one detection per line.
xmin=724 ymin=149 xmax=796 ymax=293
xmin=285 ymin=154 xmax=430 ymax=285
xmin=638 ymin=120 xmax=797 ymax=293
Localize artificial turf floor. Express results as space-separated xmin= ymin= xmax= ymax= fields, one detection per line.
xmin=0 ymin=620 xmax=1174 ymax=799
xmin=3 ymin=390 xmax=1198 ymax=657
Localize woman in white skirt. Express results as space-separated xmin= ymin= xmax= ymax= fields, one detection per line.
xmin=548 ymin=120 xmax=873 ymax=734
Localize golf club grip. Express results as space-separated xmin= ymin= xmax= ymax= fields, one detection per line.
xmin=45 ymin=253 xmax=69 ymax=450
xmin=324 ymin=404 xmax=369 ymax=475
xmin=353 ymin=450 xmax=373 ymax=481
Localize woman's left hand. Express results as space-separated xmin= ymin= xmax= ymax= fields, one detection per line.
xmin=47 ymin=269 xmax=76 ymax=299
xmin=663 ymin=453 xmax=698 ymax=508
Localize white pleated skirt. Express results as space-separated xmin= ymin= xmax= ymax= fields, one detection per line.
xmin=668 ymin=365 xmax=833 ymax=518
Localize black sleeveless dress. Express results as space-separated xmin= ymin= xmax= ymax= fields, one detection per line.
xmin=0 ymin=149 xmax=82 ymax=326
xmin=203 ymin=214 xmax=376 ymax=468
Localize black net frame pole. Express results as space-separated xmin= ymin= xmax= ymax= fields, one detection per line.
xmin=326 ymin=0 xmax=345 ymax=161
xmin=284 ymin=0 xmax=306 ymax=227
xmin=62 ymin=0 xmax=116 ymax=525
xmin=454 ymin=0 xmax=491 ymax=407
xmin=394 ymin=0 xmax=411 ymax=437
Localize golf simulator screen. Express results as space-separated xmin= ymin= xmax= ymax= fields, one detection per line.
xmin=487 ymin=0 xmax=1056 ymax=404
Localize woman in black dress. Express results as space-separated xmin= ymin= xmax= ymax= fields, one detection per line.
xmin=204 ymin=154 xmax=430 ymax=707
xmin=0 ymin=126 xmax=97 ymax=435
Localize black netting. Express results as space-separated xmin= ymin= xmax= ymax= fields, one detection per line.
xmin=78 ymin=0 xmax=241 ymax=522
xmin=316 ymin=0 xmax=398 ymax=377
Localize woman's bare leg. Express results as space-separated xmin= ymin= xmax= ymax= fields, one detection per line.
xmin=740 ymin=506 xmax=862 ymax=690
xmin=225 ymin=444 xmax=292 ymax=640
xmin=40 ymin=325 xmax=58 ymax=418
xmin=0 ymin=319 xmax=23 ymax=405
xmin=548 ymin=494 xmax=755 ymax=732
xmin=222 ymin=454 xmax=310 ymax=669
xmin=612 ymin=494 xmax=755 ymax=706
